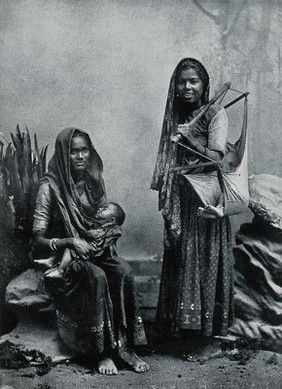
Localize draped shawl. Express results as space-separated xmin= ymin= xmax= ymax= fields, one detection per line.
xmin=43 ymin=127 xmax=106 ymax=239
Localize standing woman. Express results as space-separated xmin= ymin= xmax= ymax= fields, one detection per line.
xmin=151 ymin=58 xmax=234 ymax=346
xmin=32 ymin=128 xmax=149 ymax=374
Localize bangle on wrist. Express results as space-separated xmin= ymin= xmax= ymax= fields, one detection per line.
xmin=50 ymin=238 xmax=59 ymax=253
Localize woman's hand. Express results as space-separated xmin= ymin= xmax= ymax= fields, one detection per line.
xmin=176 ymin=124 xmax=197 ymax=148
xmin=70 ymin=238 xmax=92 ymax=260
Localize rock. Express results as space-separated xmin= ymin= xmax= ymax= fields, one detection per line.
xmin=0 ymin=386 xmax=16 ymax=389
xmin=229 ymin=220 xmax=282 ymax=341
xmin=5 ymin=269 xmax=53 ymax=312
xmin=248 ymin=174 xmax=282 ymax=229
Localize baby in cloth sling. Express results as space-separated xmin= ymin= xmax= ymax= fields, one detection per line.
xmin=39 ymin=202 xmax=125 ymax=279
xmin=197 ymin=147 xmax=240 ymax=219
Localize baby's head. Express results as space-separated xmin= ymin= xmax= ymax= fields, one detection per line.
xmin=221 ymin=147 xmax=240 ymax=171
xmin=95 ymin=202 xmax=126 ymax=226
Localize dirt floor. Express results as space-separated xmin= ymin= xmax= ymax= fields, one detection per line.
xmin=0 ymin=313 xmax=281 ymax=389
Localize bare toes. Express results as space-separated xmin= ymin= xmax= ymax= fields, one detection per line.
xmin=134 ymin=361 xmax=150 ymax=373
xmin=98 ymin=357 xmax=118 ymax=375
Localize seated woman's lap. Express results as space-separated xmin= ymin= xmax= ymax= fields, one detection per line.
xmin=95 ymin=256 xmax=134 ymax=306
xmin=58 ymin=256 xmax=133 ymax=309
xmin=96 ymin=256 xmax=132 ymax=281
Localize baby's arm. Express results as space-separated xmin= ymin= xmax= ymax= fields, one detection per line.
xmin=88 ymin=225 xmax=122 ymax=257
xmin=83 ymin=223 xmax=114 ymax=240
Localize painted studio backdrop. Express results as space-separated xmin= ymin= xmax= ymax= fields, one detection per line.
xmin=0 ymin=0 xmax=281 ymax=258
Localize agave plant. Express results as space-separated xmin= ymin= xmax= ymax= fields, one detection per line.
xmin=0 ymin=125 xmax=48 ymax=240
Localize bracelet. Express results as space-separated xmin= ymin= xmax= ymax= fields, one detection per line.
xmin=49 ymin=238 xmax=59 ymax=253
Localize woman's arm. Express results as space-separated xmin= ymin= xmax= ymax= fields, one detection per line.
xmin=32 ymin=182 xmax=92 ymax=260
xmin=192 ymin=143 xmax=223 ymax=162
xmin=33 ymin=229 xmax=72 ymax=253
xmin=33 ymin=230 xmax=93 ymax=260
xmin=176 ymin=125 xmax=223 ymax=162
xmin=182 ymin=134 xmax=223 ymax=162
xmin=177 ymin=107 xmax=228 ymax=162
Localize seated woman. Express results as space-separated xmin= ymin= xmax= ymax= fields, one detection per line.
xmin=32 ymin=127 xmax=149 ymax=375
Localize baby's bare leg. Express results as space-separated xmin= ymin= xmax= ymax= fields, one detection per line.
xmin=45 ymin=249 xmax=72 ymax=279
xmin=197 ymin=205 xmax=224 ymax=218
xmin=34 ymin=256 xmax=56 ymax=270
xmin=206 ymin=204 xmax=224 ymax=218
xmin=58 ymin=248 xmax=72 ymax=271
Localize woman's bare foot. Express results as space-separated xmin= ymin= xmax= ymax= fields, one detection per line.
xmin=132 ymin=354 xmax=150 ymax=373
xmin=98 ymin=357 xmax=118 ymax=375
xmin=118 ymin=347 xmax=150 ymax=373
xmin=183 ymin=337 xmax=221 ymax=362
